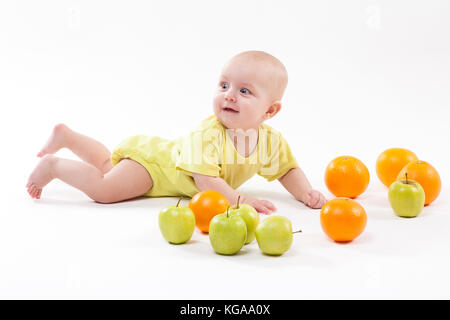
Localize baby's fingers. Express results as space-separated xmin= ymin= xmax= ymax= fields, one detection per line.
xmin=310 ymin=194 xmax=321 ymax=208
xmin=254 ymin=203 xmax=272 ymax=215
xmin=302 ymin=193 xmax=311 ymax=207
xmin=311 ymin=193 xmax=327 ymax=209
xmin=319 ymin=194 xmax=327 ymax=207
xmin=260 ymin=200 xmax=277 ymax=212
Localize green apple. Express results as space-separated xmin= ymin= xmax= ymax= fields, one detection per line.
xmin=388 ymin=174 xmax=425 ymax=218
xmin=159 ymin=198 xmax=196 ymax=244
xmin=255 ymin=216 xmax=301 ymax=256
xmin=229 ymin=197 xmax=259 ymax=244
xmin=209 ymin=208 xmax=247 ymax=255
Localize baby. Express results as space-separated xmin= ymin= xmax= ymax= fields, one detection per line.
xmin=26 ymin=51 xmax=326 ymax=214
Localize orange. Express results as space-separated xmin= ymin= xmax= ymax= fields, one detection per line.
xmin=325 ymin=156 xmax=370 ymax=198
xmin=320 ymin=197 xmax=367 ymax=242
xmin=397 ymin=160 xmax=441 ymax=205
xmin=188 ymin=190 xmax=230 ymax=233
xmin=376 ymin=148 xmax=418 ymax=187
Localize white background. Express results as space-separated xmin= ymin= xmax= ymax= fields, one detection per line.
xmin=1 ymin=0 xmax=449 ymax=299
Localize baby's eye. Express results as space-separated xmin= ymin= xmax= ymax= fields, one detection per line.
xmin=220 ymin=82 xmax=229 ymax=89
xmin=240 ymin=88 xmax=251 ymax=94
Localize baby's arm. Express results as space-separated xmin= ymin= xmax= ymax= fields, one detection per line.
xmin=278 ymin=167 xmax=327 ymax=209
xmin=193 ymin=173 xmax=276 ymax=214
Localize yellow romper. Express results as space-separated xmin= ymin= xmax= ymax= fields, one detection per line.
xmin=111 ymin=115 xmax=299 ymax=198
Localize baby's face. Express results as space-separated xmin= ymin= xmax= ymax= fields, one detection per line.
xmin=213 ymin=57 xmax=276 ymax=131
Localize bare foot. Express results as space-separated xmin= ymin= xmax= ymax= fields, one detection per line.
xmin=26 ymin=154 xmax=56 ymax=199
xmin=37 ymin=123 xmax=69 ymax=158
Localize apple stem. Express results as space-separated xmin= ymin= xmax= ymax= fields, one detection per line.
xmin=292 ymin=230 xmax=302 ymax=234
xmin=237 ymin=195 xmax=240 ymax=209
xmin=405 ymin=172 xmax=408 ymax=184
xmin=226 ymin=206 xmax=230 ymax=218
xmin=176 ymin=197 xmax=182 ymax=207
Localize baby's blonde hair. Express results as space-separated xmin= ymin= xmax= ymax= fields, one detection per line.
xmin=230 ymin=50 xmax=288 ymax=101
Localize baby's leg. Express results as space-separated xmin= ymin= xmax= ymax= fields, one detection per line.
xmin=37 ymin=124 xmax=113 ymax=174
xmin=26 ymin=155 xmax=153 ymax=202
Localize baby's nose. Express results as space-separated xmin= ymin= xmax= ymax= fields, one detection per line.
xmin=224 ymin=91 xmax=236 ymax=102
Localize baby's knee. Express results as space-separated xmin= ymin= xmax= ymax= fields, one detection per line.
xmin=101 ymin=159 xmax=114 ymax=174
xmin=90 ymin=193 xmax=116 ymax=204
xmin=88 ymin=184 xmax=120 ymax=204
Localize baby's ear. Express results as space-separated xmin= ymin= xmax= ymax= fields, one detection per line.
xmin=264 ymin=102 xmax=282 ymax=119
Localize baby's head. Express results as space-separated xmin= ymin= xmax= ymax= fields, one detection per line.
xmin=213 ymin=51 xmax=288 ymax=131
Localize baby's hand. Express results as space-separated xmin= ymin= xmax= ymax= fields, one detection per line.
xmin=303 ymin=189 xmax=327 ymax=209
xmin=241 ymin=196 xmax=277 ymax=215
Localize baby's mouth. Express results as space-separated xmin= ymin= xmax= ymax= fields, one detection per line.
xmin=223 ymin=107 xmax=239 ymax=113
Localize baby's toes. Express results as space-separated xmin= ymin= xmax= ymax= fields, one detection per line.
xmin=28 ymin=184 xmax=37 ymax=198
xmin=33 ymin=187 xmax=41 ymax=198
xmin=31 ymin=186 xmax=39 ymax=198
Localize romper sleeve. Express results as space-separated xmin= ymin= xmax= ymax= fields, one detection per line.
xmin=175 ymin=126 xmax=222 ymax=177
xmin=257 ymin=129 xmax=299 ymax=182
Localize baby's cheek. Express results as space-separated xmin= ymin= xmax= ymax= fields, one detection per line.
xmin=243 ymin=109 xmax=261 ymax=125
xmin=212 ymin=96 xmax=223 ymax=111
